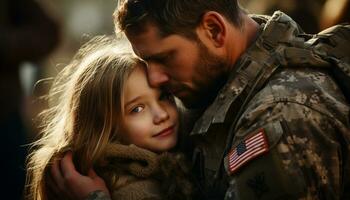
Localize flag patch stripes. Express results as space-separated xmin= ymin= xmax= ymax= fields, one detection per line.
xmin=228 ymin=129 xmax=269 ymax=174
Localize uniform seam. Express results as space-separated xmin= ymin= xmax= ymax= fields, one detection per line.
xmin=259 ymin=98 xmax=345 ymax=125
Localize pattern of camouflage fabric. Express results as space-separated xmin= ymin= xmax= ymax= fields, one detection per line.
xmin=190 ymin=11 xmax=350 ymax=200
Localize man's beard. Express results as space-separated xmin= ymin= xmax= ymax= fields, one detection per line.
xmin=174 ymin=41 xmax=228 ymax=109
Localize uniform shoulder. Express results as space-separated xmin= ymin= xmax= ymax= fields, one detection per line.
xmin=253 ymin=67 xmax=347 ymax=114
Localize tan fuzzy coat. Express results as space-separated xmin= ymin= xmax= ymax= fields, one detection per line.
xmin=96 ymin=143 xmax=193 ymax=200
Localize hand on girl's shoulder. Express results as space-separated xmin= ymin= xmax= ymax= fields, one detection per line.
xmin=50 ymin=151 xmax=111 ymax=200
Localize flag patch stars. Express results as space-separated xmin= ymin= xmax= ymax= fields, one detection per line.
xmin=228 ymin=129 xmax=269 ymax=174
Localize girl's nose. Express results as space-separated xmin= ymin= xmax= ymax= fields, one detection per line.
xmin=153 ymin=104 xmax=169 ymax=124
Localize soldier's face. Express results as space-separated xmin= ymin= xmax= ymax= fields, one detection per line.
xmin=127 ymin=24 xmax=227 ymax=109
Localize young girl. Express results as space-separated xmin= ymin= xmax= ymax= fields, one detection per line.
xmin=25 ymin=36 xmax=193 ymax=200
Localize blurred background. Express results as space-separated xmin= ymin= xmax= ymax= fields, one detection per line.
xmin=0 ymin=0 xmax=348 ymax=199
xmin=21 ymin=0 xmax=119 ymax=138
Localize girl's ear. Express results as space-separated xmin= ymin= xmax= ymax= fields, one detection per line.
xmin=197 ymin=11 xmax=227 ymax=48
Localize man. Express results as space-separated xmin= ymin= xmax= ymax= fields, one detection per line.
xmin=52 ymin=0 xmax=350 ymax=199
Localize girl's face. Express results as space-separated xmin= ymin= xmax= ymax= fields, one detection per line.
xmin=119 ymin=64 xmax=179 ymax=152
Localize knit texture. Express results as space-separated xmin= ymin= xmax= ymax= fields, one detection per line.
xmin=96 ymin=143 xmax=193 ymax=200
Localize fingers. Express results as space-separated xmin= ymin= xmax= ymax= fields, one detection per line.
xmin=51 ymin=158 xmax=65 ymax=191
xmin=51 ymin=158 xmax=75 ymax=199
xmin=47 ymin=170 xmax=73 ymax=200
xmin=60 ymin=151 xmax=78 ymax=180
xmin=50 ymin=152 xmax=109 ymax=200
xmin=46 ymin=168 xmax=61 ymax=197
xmin=51 ymin=152 xmax=82 ymax=200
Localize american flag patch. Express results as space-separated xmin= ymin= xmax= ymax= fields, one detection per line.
xmin=228 ymin=129 xmax=269 ymax=174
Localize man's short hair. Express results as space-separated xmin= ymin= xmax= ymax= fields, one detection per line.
xmin=115 ymin=0 xmax=243 ymax=39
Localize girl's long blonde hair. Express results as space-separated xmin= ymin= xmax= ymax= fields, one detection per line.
xmin=26 ymin=35 xmax=142 ymax=200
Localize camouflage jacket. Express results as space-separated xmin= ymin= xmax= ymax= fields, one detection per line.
xmin=190 ymin=11 xmax=350 ymax=200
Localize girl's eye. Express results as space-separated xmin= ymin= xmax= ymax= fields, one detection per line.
xmin=131 ymin=106 xmax=144 ymax=113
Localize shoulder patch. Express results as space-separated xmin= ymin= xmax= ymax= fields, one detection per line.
xmin=227 ymin=129 xmax=269 ymax=175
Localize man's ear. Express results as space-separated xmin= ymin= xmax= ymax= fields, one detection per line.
xmin=197 ymin=11 xmax=226 ymax=47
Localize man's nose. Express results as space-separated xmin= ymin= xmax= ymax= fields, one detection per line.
xmin=147 ymin=63 xmax=169 ymax=87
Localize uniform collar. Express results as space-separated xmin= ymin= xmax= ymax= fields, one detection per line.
xmin=189 ymin=51 xmax=258 ymax=135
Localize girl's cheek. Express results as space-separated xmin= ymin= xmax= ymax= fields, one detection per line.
xmin=127 ymin=120 xmax=147 ymax=134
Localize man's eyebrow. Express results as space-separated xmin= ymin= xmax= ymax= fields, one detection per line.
xmin=142 ymin=51 xmax=171 ymax=61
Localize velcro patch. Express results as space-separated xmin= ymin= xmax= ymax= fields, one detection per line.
xmin=228 ymin=129 xmax=269 ymax=174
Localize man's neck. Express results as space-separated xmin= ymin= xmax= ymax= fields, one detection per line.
xmin=226 ymin=14 xmax=260 ymax=71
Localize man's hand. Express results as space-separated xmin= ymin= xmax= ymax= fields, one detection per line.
xmin=50 ymin=151 xmax=111 ymax=200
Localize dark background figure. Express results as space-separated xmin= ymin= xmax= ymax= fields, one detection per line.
xmin=239 ymin=0 xmax=349 ymax=34
xmin=0 ymin=0 xmax=60 ymax=199
xmin=239 ymin=0 xmax=325 ymax=33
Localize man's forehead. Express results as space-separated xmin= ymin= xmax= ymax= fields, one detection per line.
xmin=127 ymin=24 xmax=165 ymax=58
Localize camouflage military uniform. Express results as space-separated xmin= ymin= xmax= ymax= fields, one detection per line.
xmin=190 ymin=11 xmax=350 ymax=199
